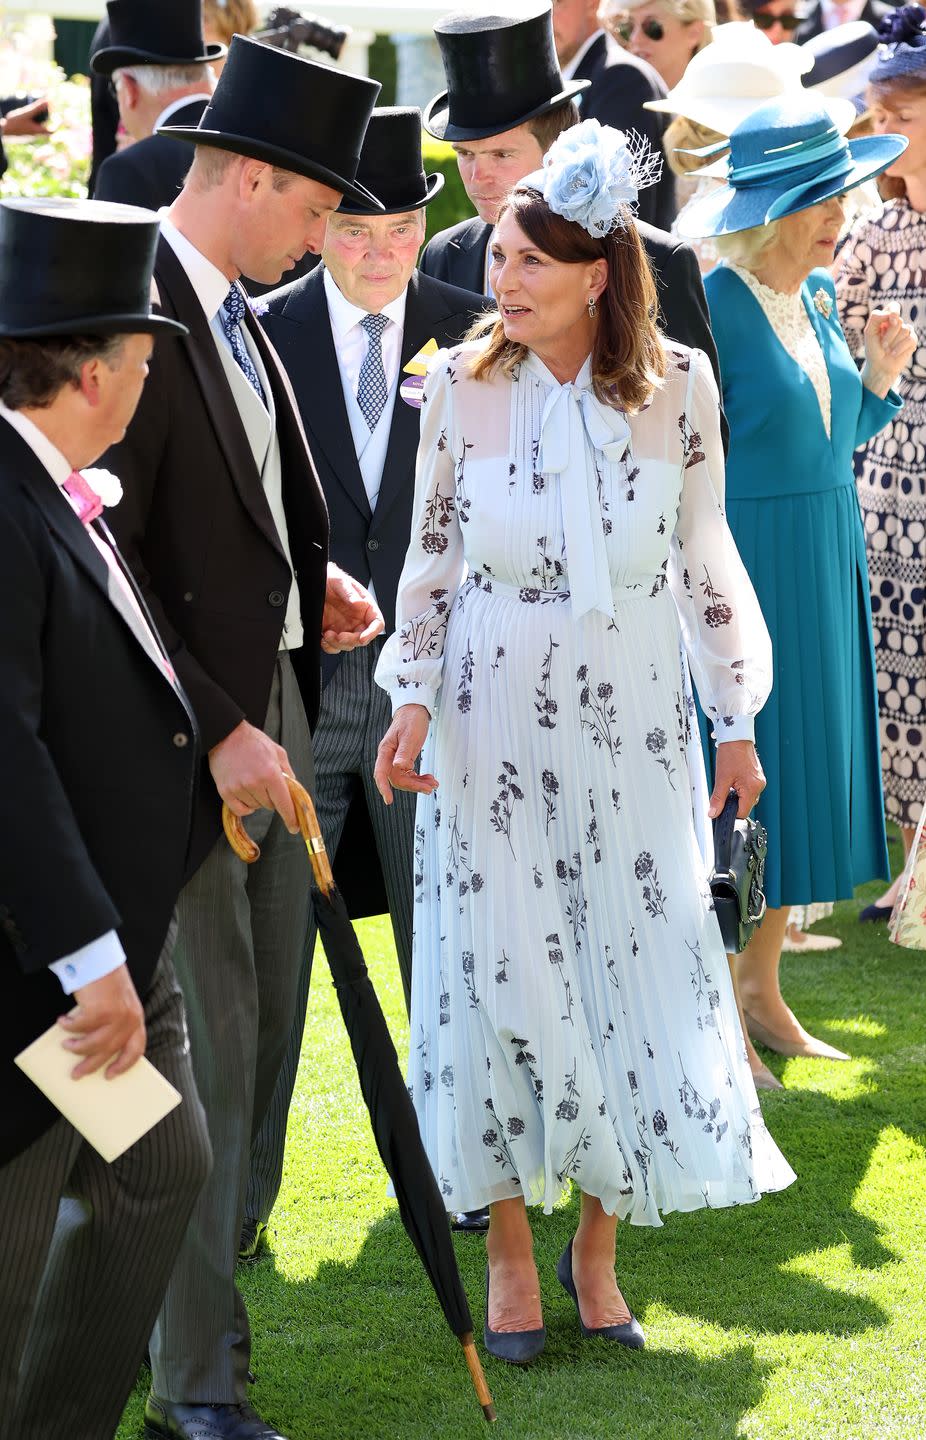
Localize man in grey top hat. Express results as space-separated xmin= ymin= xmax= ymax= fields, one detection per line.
xmin=102 ymin=35 xmax=385 ymax=1440
xmin=0 ymin=195 xmax=210 ymax=1440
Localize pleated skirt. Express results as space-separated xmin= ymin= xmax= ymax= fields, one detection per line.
xmin=727 ymin=482 xmax=889 ymax=909
xmin=407 ymin=579 xmax=795 ymax=1223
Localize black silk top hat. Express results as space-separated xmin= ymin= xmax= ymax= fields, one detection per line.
xmin=0 ymin=198 xmax=187 ymax=340
xmin=159 ymin=35 xmax=384 ymax=210
xmin=91 ymin=0 xmax=226 ymax=75
xmin=424 ymin=4 xmax=590 ymax=142
xmin=338 ymin=108 xmax=445 ymax=215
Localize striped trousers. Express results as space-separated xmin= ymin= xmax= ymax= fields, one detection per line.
xmin=245 ymin=640 xmax=415 ymax=1226
xmin=0 ymin=936 xmax=211 ymax=1440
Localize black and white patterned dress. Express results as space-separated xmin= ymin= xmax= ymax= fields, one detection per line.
xmin=376 ymin=340 xmax=795 ymax=1222
xmin=837 ymin=199 xmax=926 ymax=829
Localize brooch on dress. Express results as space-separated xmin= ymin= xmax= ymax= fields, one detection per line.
xmin=812 ymin=288 xmax=833 ymax=319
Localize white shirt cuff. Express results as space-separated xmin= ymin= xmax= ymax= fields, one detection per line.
xmin=713 ymin=715 xmax=756 ymax=744
xmin=50 ymin=930 xmax=127 ymax=995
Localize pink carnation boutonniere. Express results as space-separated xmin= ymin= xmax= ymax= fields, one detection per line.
xmin=813 ymin=287 xmax=833 ymax=319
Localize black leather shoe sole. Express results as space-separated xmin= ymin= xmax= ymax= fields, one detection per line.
xmin=451 ymin=1207 xmax=490 ymax=1233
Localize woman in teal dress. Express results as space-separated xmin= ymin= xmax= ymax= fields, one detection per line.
xmin=677 ymin=93 xmax=916 ymax=1082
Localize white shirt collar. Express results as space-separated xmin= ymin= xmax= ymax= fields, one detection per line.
xmin=0 ymin=400 xmax=72 ymax=486
xmin=153 ymin=92 xmax=212 ymax=133
xmin=323 ymin=266 xmax=408 ymax=340
xmin=159 ymin=211 xmax=234 ymax=323
xmin=560 ymin=29 xmax=605 ymax=80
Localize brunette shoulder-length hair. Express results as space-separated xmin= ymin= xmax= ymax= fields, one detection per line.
xmin=469 ymin=185 xmax=666 ymax=413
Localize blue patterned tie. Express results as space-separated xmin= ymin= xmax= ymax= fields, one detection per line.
xmin=357 ymin=312 xmax=389 ymax=432
xmin=220 ymin=284 xmax=266 ymax=404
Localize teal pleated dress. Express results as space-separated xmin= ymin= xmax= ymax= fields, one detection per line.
xmin=704 ymin=264 xmax=900 ymax=909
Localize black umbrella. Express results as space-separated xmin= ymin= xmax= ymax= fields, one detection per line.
xmin=223 ymin=778 xmax=496 ymax=1423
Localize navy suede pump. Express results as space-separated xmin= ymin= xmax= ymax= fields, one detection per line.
xmin=556 ymin=1240 xmax=645 ymax=1347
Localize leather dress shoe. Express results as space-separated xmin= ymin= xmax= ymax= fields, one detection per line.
xmin=743 ymin=1010 xmax=849 ymax=1061
xmin=238 ymin=1218 xmax=268 ymax=1262
xmin=451 ymin=1207 xmax=489 ymax=1233
xmin=483 ymin=1264 xmax=545 ymax=1364
xmin=556 ymin=1240 xmax=645 ymax=1347
xmin=144 ymin=1395 xmax=287 ymax=1440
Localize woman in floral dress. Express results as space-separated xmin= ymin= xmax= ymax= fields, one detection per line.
xmin=836 ymin=7 xmax=926 ymax=918
xmin=375 ymin=121 xmax=794 ymax=1365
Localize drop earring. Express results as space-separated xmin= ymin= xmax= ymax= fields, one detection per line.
xmin=587 ymin=295 xmax=597 ymax=318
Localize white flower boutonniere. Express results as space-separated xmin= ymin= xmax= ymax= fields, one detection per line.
xmin=813 ymin=287 xmax=833 ymax=319
xmin=80 ymin=467 xmax=123 ymax=508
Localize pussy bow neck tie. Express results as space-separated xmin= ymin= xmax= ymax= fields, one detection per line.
xmin=537 ymin=378 xmax=630 ymax=621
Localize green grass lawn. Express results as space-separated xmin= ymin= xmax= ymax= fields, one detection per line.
xmin=118 ymin=857 xmax=926 ymax=1440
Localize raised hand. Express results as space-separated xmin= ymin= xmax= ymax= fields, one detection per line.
xmin=374 ymin=703 xmax=437 ymax=805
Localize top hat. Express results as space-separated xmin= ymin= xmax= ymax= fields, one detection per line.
xmin=91 ymin=0 xmax=225 ymax=75
xmin=870 ymin=4 xmax=926 ymax=82
xmin=645 ymin=23 xmax=810 ymax=135
xmin=675 ymin=93 xmax=906 ymax=239
xmin=338 ymin=108 xmax=445 ymax=215
xmin=159 ymin=35 xmax=384 ymax=210
xmin=802 ymin=21 xmax=880 ymax=112
xmin=0 ymin=198 xmax=188 ymax=340
xmin=424 ymin=4 xmax=589 ymax=143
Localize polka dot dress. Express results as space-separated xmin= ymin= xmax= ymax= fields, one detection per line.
xmin=837 ymin=199 xmax=926 ymax=829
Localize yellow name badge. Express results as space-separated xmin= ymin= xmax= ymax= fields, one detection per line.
xmin=400 ymin=338 xmax=440 ymax=408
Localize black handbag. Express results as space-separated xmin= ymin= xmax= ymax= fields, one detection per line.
xmin=709 ymin=789 xmax=768 ymax=954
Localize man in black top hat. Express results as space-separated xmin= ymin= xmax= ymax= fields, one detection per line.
xmin=91 ymin=0 xmax=222 ymax=211
xmin=242 ymin=107 xmax=490 ymax=1245
xmin=100 ymin=35 xmax=384 ymax=1440
xmin=0 ymin=195 xmax=211 ymax=1440
xmin=419 ymin=4 xmax=725 ymax=438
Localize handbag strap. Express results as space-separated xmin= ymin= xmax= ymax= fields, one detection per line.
xmin=712 ymin=789 xmax=739 ymax=873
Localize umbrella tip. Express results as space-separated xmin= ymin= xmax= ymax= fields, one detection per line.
xmin=482 ymin=1403 xmax=498 ymax=1424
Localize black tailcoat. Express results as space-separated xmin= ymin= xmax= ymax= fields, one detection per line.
xmin=262 ymin=266 xmax=488 ymax=915
xmin=0 ymin=424 xmax=198 ymax=1161
xmin=94 ymin=97 xmax=208 ymax=210
xmin=796 ymin=0 xmax=891 ymax=41
xmin=572 ymin=34 xmax=677 ymax=232
xmin=103 ymin=236 xmax=330 ymax=877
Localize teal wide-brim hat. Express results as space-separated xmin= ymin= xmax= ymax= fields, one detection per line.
xmin=675 ymin=93 xmax=908 ymax=240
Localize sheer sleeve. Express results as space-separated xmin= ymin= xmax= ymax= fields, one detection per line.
xmin=668 ymin=349 xmax=773 ymax=744
xmin=834 ymin=223 xmax=872 ymax=361
xmin=374 ymin=354 xmax=466 ymax=716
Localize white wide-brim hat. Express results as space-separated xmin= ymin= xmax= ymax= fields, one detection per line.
xmin=644 ymin=21 xmax=812 ymax=135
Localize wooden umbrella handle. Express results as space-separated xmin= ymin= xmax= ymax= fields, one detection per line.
xmin=222 ymin=775 xmax=334 ymax=896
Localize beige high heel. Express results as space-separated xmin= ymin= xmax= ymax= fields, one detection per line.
xmin=744 ymin=1009 xmax=849 ymax=1062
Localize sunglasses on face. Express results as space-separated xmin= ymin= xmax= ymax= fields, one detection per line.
xmin=618 ymin=15 xmax=666 ymax=40
xmin=752 ymin=10 xmax=802 ymax=29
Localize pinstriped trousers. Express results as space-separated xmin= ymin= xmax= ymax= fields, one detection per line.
xmin=0 ymin=934 xmax=211 ymax=1440
xmin=151 ymin=653 xmax=315 ymax=1404
xmin=245 ymin=639 xmax=415 ymax=1226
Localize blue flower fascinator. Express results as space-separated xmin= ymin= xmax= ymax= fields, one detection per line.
xmin=519 ymin=118 xmax=663 ymax=238
xmin=871 ymin=4 xmax=926 ymax=81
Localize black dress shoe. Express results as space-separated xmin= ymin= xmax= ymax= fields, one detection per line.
xmin=144 ymin=1395 xmax=287 ymax=1439
xmin=859 ymin=903 xmax=893 ymax=923
xmin=238 ymin=1218 xmax=268 ymax=1262
xmin=451 ymin=1207 xmax=490 ymax=1233
xmin=556 ymin=1240 xmax=645 ymax=1347
xmin=483 ymin=1264 xmax=545 ymax=1364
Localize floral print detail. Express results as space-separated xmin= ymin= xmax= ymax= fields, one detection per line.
xmin=688 ymin=941 xmax=721 ymax=1032
xmin=557 ymin=853 xmax=588 ymax=950
xmin=679 ymin=413 xmax=705 ymax=470
xmin=491 ymin=645 xmax=505 ymax=674
xmin=577 ymin=665 xmax=621 ymax=763
xmin=701 ymin=567 xmax=734 ymax=628
xmin=634 ymin=851 xmax=668 ymax=922
xmin=542 ymin=767 xmax=559 ymax=833
xmin=496 ymin=949 xmax=511 ymax=984
xmin=455 ymin=438 xmax=475 ymax=523
xmin=489 ymin=761 xmax=524 ymax=858
xmin=645 ymin=727 xmax=677 ymax=791
xmin=547 ymin=931 xmax=575 ymax=1023
xmin=421 ymin=471 xmax=454 ymax=555
xmin=483 ymin=1097 xmax=518 ymax=1172
xmin=535 ymin=636 xmax=559 ymax=729
xmin=585 ymin=788 xmax=601 ymax=862
xmin=678 ymin=1056 xmax=728 ymax=1144
xmin=457 ymin=642 xmax=474 ymax=713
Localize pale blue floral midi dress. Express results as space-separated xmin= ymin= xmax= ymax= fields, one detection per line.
xmin=376 ymin=338 xmax=796 ymax=1223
